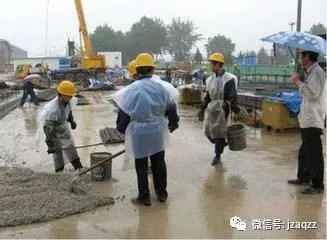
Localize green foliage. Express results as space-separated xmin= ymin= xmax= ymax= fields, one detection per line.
xmin=194 ymin=48 xmax=203 ymax=63
xmin=90 ymin=24 xmax=125 ymax=52
xmin=166 ymin=18 xmax=202 ymax=61
xmin=128 ymin=16 xmax=167 ymax=59
xmin=257 ymin=47 xmax=269 ymax=65
xmin=90 ymin=17 xmax=167 ymax=64
xmin=307 ymin=23 xmax=326 ymax=36
xmin=205 ymin=34 xmax=235 ymax=64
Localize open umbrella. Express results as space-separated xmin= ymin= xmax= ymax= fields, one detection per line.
xmin=261 ymin=31 xmax=326 ymax=55
xmin=23 ymin=74 xmax=42 ymax=83
xmin=24 ymin=74 xmax=42 ymax=81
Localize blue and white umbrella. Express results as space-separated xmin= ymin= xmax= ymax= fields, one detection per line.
xmin=261 ymin=31 xmax=326 ymax=55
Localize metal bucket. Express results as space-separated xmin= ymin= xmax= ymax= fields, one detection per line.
xmin=90 ymin=152 xmax=112 ymax=181
xmin=227 ymin=124 xmax=247 ymax=151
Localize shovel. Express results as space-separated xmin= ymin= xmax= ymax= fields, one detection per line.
xmin=68 ymin=149 xmax=125 ymax=193
xmin=62 ymin=142 xmax=107 ymax=150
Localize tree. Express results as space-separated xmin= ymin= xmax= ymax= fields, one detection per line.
xmin=307 ymin=23 xmax=326 ymax=36
xmin=205 ymin=34 xmax=235 ymax=64
xmin=166 ymin=18 xmax=201 ymax=61
xmin=90 ymin=24 xmax=125 ymax=52
xmin=128 ymin=16 xmax=167 ymax=60
xmin=194 ymin=48 xmax=202 ymax=63
xmin=257 ymin=47 xmax=269 ymax=65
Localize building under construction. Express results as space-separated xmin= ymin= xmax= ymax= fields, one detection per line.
xmin=0 ymin=39 xmax=27 ymax=68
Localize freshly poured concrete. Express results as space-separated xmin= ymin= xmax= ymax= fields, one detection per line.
xmin=0 ymin=91 xmax=325 ymax=239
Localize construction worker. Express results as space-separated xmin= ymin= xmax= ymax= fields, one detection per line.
xmin=19 ymin=75 xmax=40 ymax=107
xmin=232 ymin=65 xmax=241 ymax=87
xmin=113 ymin=53 xmax=180 ymax=206
xmin=198 ymin=53 xmax=240 ymax=166
xmin=128 ymin=60 xmax=138 ymax=80
xmin=42 ymin=80 xmax=83 ymax=172
xmin=288 ymin=50 xmax=325 ymax=194
xmin=192 ymin=66 xmax=207 ymax=87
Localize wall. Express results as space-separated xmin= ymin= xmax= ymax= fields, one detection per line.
xmin=0 ymin=40 xmax=27 ymax=67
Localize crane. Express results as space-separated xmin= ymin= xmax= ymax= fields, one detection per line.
xmin=74 ymin=0 xmax=106 ymax=69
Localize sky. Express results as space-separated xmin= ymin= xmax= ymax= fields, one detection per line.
xmin=0 ymin=0 xmax=326 ymax=59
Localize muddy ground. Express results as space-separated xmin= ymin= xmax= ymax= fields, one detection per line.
xmin=0 ymin=90 xmax=325 ymax=239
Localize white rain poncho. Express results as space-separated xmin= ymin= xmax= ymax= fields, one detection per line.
xmin=113 ymin=76 xmax=179 ymax=160
xmin=37 ymin=97 xmax=78 ymax=167
xmin=204 ymin=72 xmax=237 ymax=139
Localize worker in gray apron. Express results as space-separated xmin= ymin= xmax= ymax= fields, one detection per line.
xmin=42 ymin=81 xmax=83 ymax=172
xmin=198 ymin=53 xmax=240 ymax=166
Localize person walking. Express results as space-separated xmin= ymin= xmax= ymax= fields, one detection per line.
xmin=288 ymin=50 xmax=325 ymax=194
xmin=19 ymin=74 xmax=40 ymax=107
xmin=113 ymin=53 xmax=180 ymax=206
xmin=198 ymin=53 xmax=240 ymax=166
xmin=192 ymin=66 xmax=207 ymax=87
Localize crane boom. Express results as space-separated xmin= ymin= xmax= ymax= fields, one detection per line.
xmin=74 ymin=0 xmax=95 ymax=58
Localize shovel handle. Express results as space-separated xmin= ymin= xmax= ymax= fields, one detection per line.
xmin=62 ymin=142 xmax=106 ymax=150
xmin=75 ymin=149 xmax=126 ymax=177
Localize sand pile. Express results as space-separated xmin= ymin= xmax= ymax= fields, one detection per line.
xmin=0 ymin=167 xmax=114 ymax=227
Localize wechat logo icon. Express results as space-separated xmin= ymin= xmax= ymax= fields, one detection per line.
xmin=230 ymin=216 xmax=247 ymax=231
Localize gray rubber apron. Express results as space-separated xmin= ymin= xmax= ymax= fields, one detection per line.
xmin=204 ymin=74 xmax=229 ymax=139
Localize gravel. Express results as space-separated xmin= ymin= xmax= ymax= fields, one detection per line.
xmin=0 ymin=167 xmax=114 ymax=227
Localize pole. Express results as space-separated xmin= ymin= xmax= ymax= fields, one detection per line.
xmin=296 ymin=0 xmax=302 ymax=32
xmin=295 ymin=0 xmax=302 ymax=72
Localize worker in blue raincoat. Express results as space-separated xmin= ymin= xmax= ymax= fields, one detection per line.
xmin=113 ymin=53 xmax=180 ymax=206
xmin=41 ymin=81 xmax=83 ymax=172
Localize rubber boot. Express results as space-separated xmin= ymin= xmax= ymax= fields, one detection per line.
xmin=71 ymin=157 xmax=83 ymax=170
xmin=55 ymin=166 xmax=64 ymax=173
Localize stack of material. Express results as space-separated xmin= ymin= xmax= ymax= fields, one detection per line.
xmin=177 ymin=84 xmax=202 ymax=104
xmin=77 ymin=97 xmax=89 ymax=105
xmin=0 ymin=98 xmax=20 ymax=120
xmin=237 ymin=93 xmax=264 ymax=110
xmin=99 ymin=127 xmax=125 ymax=144
xmin=36 ymin=89 xmax=57 ymax=102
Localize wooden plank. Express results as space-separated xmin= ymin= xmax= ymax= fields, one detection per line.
xmin=99 ymin=127 xmax=124 ymax=144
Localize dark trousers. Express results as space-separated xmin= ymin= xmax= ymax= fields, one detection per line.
xmin=215 ymin=138 xmax=227 ymax=157
xmin=297 ymin=128 xmax=324 ymax=189
xmin=20 ymin=89 xmax=38 ymax=106
xmin=135 ymin=151 xmax=167 ymax=200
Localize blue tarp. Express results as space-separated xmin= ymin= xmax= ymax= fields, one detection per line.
xmin=268 ymin=91 xmax=302 ymax=114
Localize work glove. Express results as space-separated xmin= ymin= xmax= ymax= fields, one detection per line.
xmin=70 ymin=120 xmax=77 ymax=130
xmin=197 ymin=109 xmax=205 ymax=122
xmin=47 ymin=146 xmax=56 ymax=154
xmin=168 ymin=124 xmax=178 ymax=133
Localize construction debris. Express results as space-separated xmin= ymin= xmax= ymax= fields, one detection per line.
xmin=0 ymin=167 xmax=114 ymax=227
xmin=99 ymin=127 xmax=125 ymax=144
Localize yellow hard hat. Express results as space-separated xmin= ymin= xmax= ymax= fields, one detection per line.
xmin=209 ymin=53 xmax=225 ymax=63
xmin=128 ymin=60 xmax=137 ymax=76
xmin=57 ymin=80 xmax=76 ymax=97
xmin=201 ymin=66 xmax=207 ymax=71
xmin=135 ymin=53 xmax=155 ymax=68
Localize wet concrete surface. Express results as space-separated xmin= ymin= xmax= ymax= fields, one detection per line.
xmin=0 ymin=90 xmax=325 ymax=239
